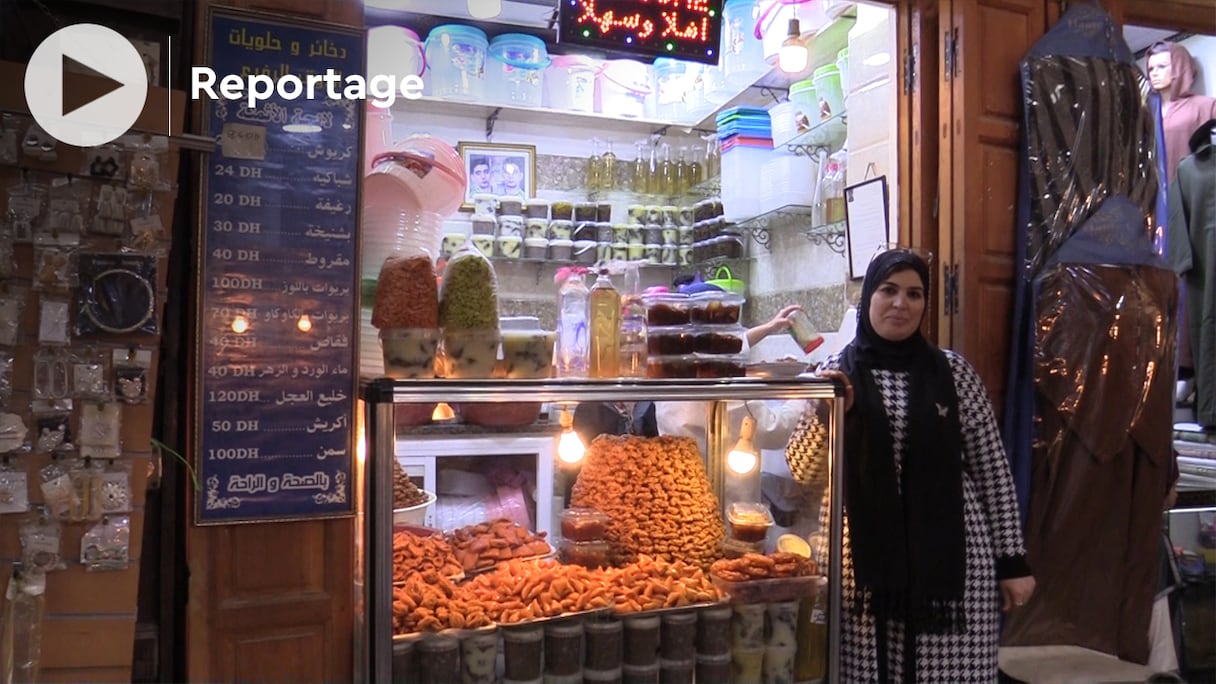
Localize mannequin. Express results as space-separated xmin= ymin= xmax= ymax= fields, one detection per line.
xmin=1147 ymin=41 xmax=1216 ymax=405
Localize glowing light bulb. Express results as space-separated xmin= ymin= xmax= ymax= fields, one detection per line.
xmin=231 ymin=315 xmax=249 ymax=334
xmin=467 ymin=0 xmax=501 ymax=19
xmin=726 ymin=416 xmax=758 ymax=474
xmin=556 ymin=407 xmax=586 ymax=465
xmin=297 ymin=314 xmax=312 ymax=332
xmin=778 ymin=19 xmax=808 ymax=73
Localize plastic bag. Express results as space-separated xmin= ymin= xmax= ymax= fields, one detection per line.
xmin=438 ymin=246 xmax=500 ymax=379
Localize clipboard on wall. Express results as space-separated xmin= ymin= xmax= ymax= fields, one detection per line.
xmin=844 ymin=176 xmax=891 ymax=279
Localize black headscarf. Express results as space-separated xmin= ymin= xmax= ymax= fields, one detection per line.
xmin=839 ymin=250 xmax=966 ymax=682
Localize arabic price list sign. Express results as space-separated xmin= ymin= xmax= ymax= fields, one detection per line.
xmin=197 ymin=10 xmax=361 ymax=524
xmin=558 ymin=0 xmax=725 ymax=65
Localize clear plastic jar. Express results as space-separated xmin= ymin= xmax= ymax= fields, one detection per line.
xmin=545 ymin=620 xmax=584 ymax=676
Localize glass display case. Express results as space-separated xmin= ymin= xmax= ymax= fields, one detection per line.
xmin=359 ymin=377 xmax=844 ymax=683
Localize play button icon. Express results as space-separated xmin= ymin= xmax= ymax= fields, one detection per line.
xmin=25 ymin=24 xmax=148 ymax=147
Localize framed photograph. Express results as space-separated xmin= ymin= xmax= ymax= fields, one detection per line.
xmin=457 ymin=141 xmax=537 ymax=209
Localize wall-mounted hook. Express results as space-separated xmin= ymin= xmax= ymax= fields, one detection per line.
xmin=485 ymin=108 xmax=502 ymax=141
xmin=758 ymin=86 xmax=785 ymax=104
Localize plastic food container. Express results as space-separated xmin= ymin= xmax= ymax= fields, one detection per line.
xmin=574 ymin=202 xmax=598 ymax=222
xmin=496 ymin=235 xmax=522 ymax=259
xmin=789 ymin=78 xmax=818 ymax=126
xmin=627 ymin=205 xmax=647 ymax=224
xmin=727 ymin=502 xmax=773 ymax=543
xmin=767 ymin=600 xmax=800 ymax=649
xmin=470 ymin=234 xmax=495 ymax=258
xmin=812 ymin=64 xmax=845 ymax=120
xmin=596 ymin=59 xmax=652 ymax=118
xmin=693 ymin=325 xmax=745 ymax=355
xmin=499 ymin=197 xmax=524 ymax=216
xmin=472 ymin=193 xmax=497 ymax=215
xmin=391 ymin=639 xmax=418 ymax=683
xmin=643 ymin=292 xmax=691 ymax=326
xmin=646 ymin=326 xmax=695 ymax=356
xmin=584 ymin=619 xmax=624 ymax=670
xmin=574 ymin=240 xmax=597 ymax=265
xmin=499 ymin=215 xmax=526 ymax=239
xmin=713 ymin=574 xmax=820 ymax=604
xmin=732 ymin=647 xmax=765 ymax=684
xmin=553 ymin=220 xmax=577 ymax=241
xmin=731 ymin=604 xmax=766 ymax=649
xmin=696 ymin=605 xmax=733 ymax=655
xmin=660 ymin=612 xmax=697 ymax=661
xmin=500 ymin=316 xmax=555 ymax=379
xmin=424 ymin=25 xmax=488 ymax=101
xmin=594 ymin=222 xmax=614 ymax=242
xmin=551 ymin=200 xmax=575 ymax=221
xmin=441 ymin=233 xmax=466 ymax=259
xmin=768 ymin=100 xmax=799 ymax=146
xmin=646 ymin=355 xmax=698 ymax=379
xmin=583 ymin=668 xmax=623 ymax=684
xmin=367 ymin=26 xmax=425 ymax=81
xmin=651 ymin=58 xmax=689 ymax=120
xmin=418 ymin=637 xmax=461 ymax=684
xmin=597 ymin=203 xmax=613 ymax=222
xmin=694 ymin=353 xmax=746 ymax=379
xmin=471 ymin=213 xmax=497 ymax=235
xmin=461 ymin=629 xmax=500 ymax=684
xmin=658 ymin=659 xmax=693 ymax=684
xmin=722 ymin=537 xmax=765 ymax=559
xmin=523 ymin=237 xmax=549 ymax=260
xmin=550 ymin=238 xmax=574 ymax=261
xmin=643 ymin=243 xmax=661 ymax=264
xmin=720 ymin=0 xmax=767 ymax=86
xmin=643 ymin=224 xmax=664 ymax=244
xmin=561 ymin=507 xmax=610 ymax=541
xmin=689 ymin=292 xmax=745 ymax=325
xmin=524 ymin=199 xmax=550 ymax=220
xmin=487 ymin=33 xmax=549 ymax=107
xmin=611 ymin=242 xmax=629 ymax=261
xmin=545 ymin=621 xmax=584 ymax=676
xmin=559 ymin=539 xmax=611 ymax=568
xmin=545 ymin=54 xmax=599 ymax=112
xmin=623 ymin=615 xmax=661 ymax=667
xmin=503 ymin=625 xmax=544 ymax=680
xmin=524 ymin=218 xmax=548 ymax=239
xmin=695 ymin=653 xmax=732 ymax=682
xmin=441 ymin=330 xmax=500 ymax=379
xmin=622 ymin=663 xmax=659 ymax=684
xmin=837 ymin=47 xmax=850 ymax=93
xmin=380 ymin=328 xmax=440 ymax=379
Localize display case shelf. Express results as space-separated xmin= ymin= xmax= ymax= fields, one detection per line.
xmin=360 ymin=377 xmax=846 ymax=683
xmin=784 ymin=113 xmax=848 ymax=156
xmin=730 ymin=204 xmax=846 ymax=255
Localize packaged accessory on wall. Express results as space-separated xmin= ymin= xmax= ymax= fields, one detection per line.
xmin=6 ymin=177 xmax=47 ymax=243
xmin=127 ymin=138 xmax=170 ymax=191
xmin=0 ymin=457 xmax=30 ymax=514
xmin=81 ymin=514 xmax=130 ymax=572
xmin=0 ymin=413 xmax=26 ymax=454
xmin=0 ymin=113 xmax=19 ymax=165
xmin=38 ymin=459 xmax=77 ymax=520
xmin=81 ymin=144 xmax=126 ymax=181
xmin=31 ymin=400 xmax=72 ymax=454
xmin=69 ymin=457 xmax=104 ymax=521
xmin=21 ymin=123 xmax=57 ymax=163
xmin=0 ymin=226 xmax=15 ymax=279
xmin=75 ymin=253 xmax=158 ymax=336
xmin=78 ymin=402 xmax=121 ymax=450
xmin=32 ymin=246 xmax=73 ymax=293
xmin=70 ymin=347 xmax=109 ymax=399
xmin=97 ymin=460 xmax=132 ymax=514
xmin=89 ymin=184 xmax=129 ymax=236
xmin=113 ymin=347 xmax=151 ymax=404
xmin=0 ymin=285 xmax=27 ymax=347
xmin=35 ymin=177 xmax=88 ymax=247
xmin=19 ymin=509 xmax=65 ymax=572
xmin=38 ymin=296 xmax=71 ymax=346
xmin=0 ymin=352 xmax=13 ymax=400
xmin=33 ymin=348 xmax=70 ymax=401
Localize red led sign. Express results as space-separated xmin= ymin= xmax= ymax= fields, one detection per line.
xmin=558 ymin=0 xmax=724 ymax=66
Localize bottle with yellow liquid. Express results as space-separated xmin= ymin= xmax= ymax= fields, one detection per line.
xmin=587 ymin=269 xmax=621 ymax=378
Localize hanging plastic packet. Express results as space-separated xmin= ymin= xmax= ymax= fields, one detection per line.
xmin=38 ymin=458 xmax=77 ymax=520
xmin=0 ymin=284 xmax=25 ymax=347
xmin=0 ymin=113 xmax=19 ymax=164
xmin=75 ymin=252 xmax=159 ymax=336
xmin=18 ymin=511 xmax=65 ymax=572
xmin=35 ymin=177 xmax=87 ymax=247
xmin=81 ymin=515 xmax=131 ymax=572
xmin=37 ymin=295 xmax=71 ymax=346
xmin=79 ymin=403 xmax=121 ymax=463
xmin=113 ymin=347 xmax=151 ymax=405
xmin=0 ymin=351 xmax=13 ymax=400
xmin=81 ymin=143 xmax=126 ymax=182
xmin=32 ymin=348 xmax=69 ymax=401
xmin=32 ymin=246 xmax=73 ymax=293
xmin=125 ymin=193 xmax=166 ymax=255
xmin=127 ymin=137 xmax=170 ymax=192
xmin=89 ymin=183 xmax=129 ymax=236
xmin=69 ymin=457 xmax=103 ymax=521
xmin=0 ymin=225 xmax=15 ymax=279
xmin=6 ymin=176 xmax=47 ymax=243
xmin=31 ymin=400 xmax=72 ymax=454
xmin=97 ymin=460 xmax=132 ymax=515
xmin=0 ymin=413 xmax=26 ymax=455
xmin=70 ymin=347 xmax=109 ymax=400
xmin=21 ymin=122 xmax=57 ymax=162
xmin=0 ymin=457 xmax=30 ymax=514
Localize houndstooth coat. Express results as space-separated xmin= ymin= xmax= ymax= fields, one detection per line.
xmin=786 ymin=350 xmax=1028 ymax=683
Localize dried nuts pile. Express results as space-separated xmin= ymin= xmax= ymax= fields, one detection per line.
xmin=571 ymin=435 xmax=725 ymax=568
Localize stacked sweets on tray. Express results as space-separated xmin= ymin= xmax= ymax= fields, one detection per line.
xmin=641 ymin=286 xmax=748 ymax=379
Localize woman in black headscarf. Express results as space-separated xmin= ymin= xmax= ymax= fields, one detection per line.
xmin=785 ymin=250 xmax=1035 ymax=682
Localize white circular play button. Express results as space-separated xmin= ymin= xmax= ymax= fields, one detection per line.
xmin=25 ymin=23 xmax=148 ymax=148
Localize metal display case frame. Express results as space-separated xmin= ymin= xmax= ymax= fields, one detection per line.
xmin=358 ymin=377 xmax=845 ymax=682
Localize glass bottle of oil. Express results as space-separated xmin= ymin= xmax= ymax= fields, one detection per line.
xmin=688 ymin=145 xmax=704 ymax=190
xmin=659 ymin=143 xmax=675 ymax=197
xmin=619 ymin=262 xmax=647 ymax=377
xmin=632 ymin=141 xmax=649 ymax=194
xmin=587 ymin=268 xmax=621 ymax=378
xmin=675 ymin=146 xmax=690 ymax=195
xmin=645 ymin=143 xmax=660 ymax=197
xmin=586 ymin=138 xmax=601 ymax=192
xmin=600 ymin=141 xmax=617 ymax=192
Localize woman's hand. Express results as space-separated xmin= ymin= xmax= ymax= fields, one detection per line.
xmin=747 ymin=304 xmax=802 ymax=346
xmin=1000 ymin=576 xmax=1036 ymax=612
xmin=816 ymin=369 xmax=853 ymax=411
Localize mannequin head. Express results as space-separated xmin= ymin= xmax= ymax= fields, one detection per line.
xmin=1147 ymin=41 xmax=1198 ymax=102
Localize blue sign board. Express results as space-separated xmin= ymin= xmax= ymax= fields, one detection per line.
xmin=196 ymin=9 xmax=362 ymax=524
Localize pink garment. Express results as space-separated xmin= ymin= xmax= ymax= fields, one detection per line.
xmin=1157 ymin=43 xmax=1216 ymax=182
